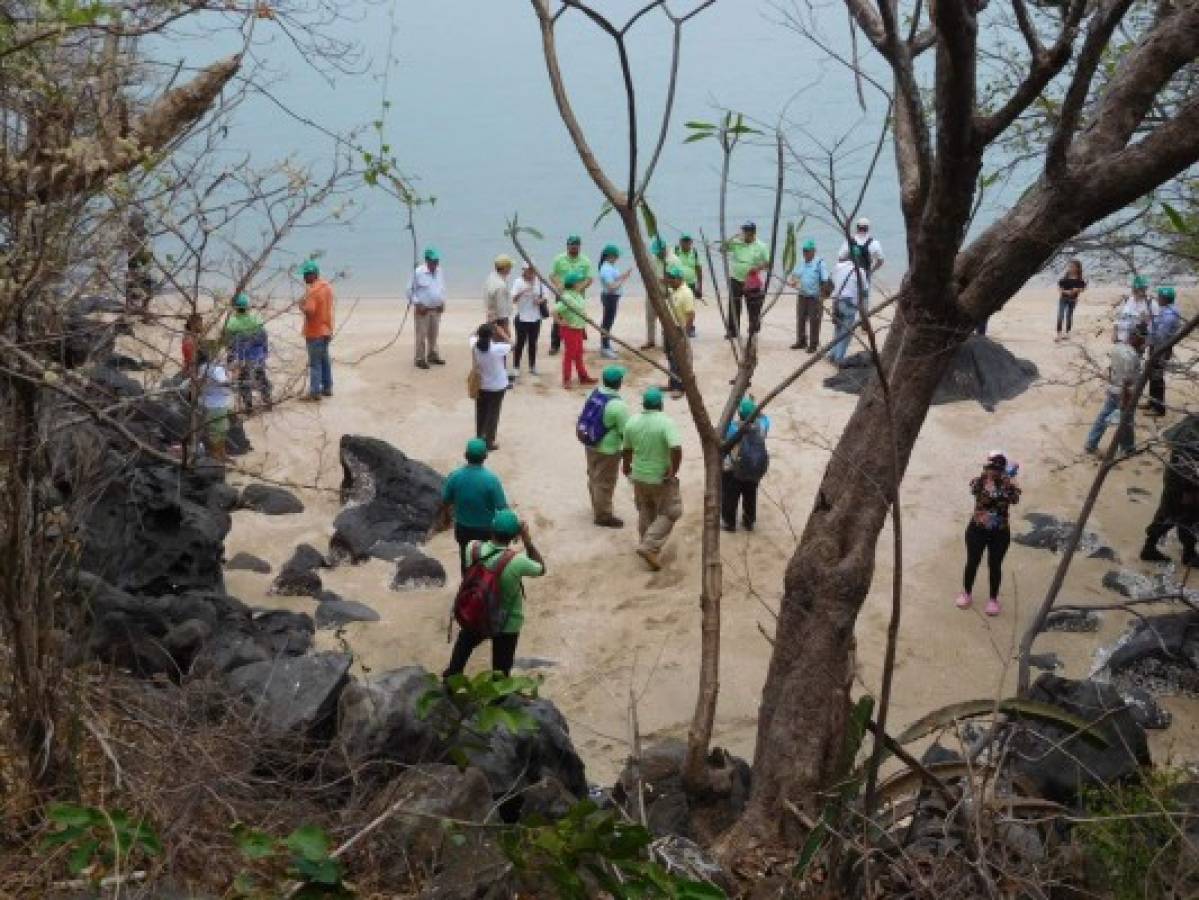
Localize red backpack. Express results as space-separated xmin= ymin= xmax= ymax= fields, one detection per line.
xmin=452 ymin=544 xmax=518 ymax=637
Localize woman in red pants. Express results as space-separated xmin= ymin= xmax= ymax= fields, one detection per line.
xmin=554 ymin=271 xmax=597 ymax=388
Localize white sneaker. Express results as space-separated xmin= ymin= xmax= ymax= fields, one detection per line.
xmin=600 ymin=348 xmax=619 ymax=359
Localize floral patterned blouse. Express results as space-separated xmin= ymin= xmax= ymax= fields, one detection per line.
xmin=970 ymin=473 xmax=1021 ymax=530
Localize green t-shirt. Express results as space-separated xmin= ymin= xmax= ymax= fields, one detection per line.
xmin=224 ymin=311 xmax=265 ymax=337
xmin=675 ymin=247 xmax=700 ymax=287
xmin=442 ymin=464 xmax=508 ymax=529
xmin=555 ymin=289 xmax=588 ymax=329
xmin=596 ymin=387 xmax=631 ymax=456
xmin=551 ymin=252 xmax=594 ymax=293
xmin=463 ymin=540 xmax=544 ymax=633
xmin=729 ymin=239 xmax=769 ymax=282
xmin=622 ymin=410 xmax=682 ymax=484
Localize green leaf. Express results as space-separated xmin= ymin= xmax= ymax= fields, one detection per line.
xmin=792 ymin=814 xmax=827 ymax=877
xmin=41 ymin=826 xmax=85 ymax=848
xmin=285 ymin=825 xmax=331 ymax=863
xmin=683 ymin=120 xmax=716 ymax=130
xmin=293 ymin=855 xmax=343 ymax=885
xmin=416 ymin=685 xmax=443 ymax=721
xmin=67 ymin=838 xmax=100 ymax=875
xmin=593 ymin=201 xmax=615 ymax=229
xmin=639 ymin=199 xmax=659 ymax=241
xmin=48 ymin=803 xmax=98 ymax=828
xmin=683 ymin=132 xmax=714 ymax=144
xmin=896 ymin=697 xmax=1113 ymax=747
xmin=1161 ymin=201 xmax=1189 ymax=235
xmin=232 ymin=824 xmax=277 ymax=860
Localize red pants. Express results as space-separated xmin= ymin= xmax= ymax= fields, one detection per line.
xmin=561 ymin=325 xmax=590 ymax=385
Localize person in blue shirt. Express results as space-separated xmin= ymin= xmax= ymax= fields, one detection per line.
xmin=788 ymin=239 xmax=831 ymax=351
xmin=597 ymin=244 xmax=630 ymax=360
xmin=434 ymin=438 xmax=510 ymax=573
xmin=722 ymin=398 xmax=771 ymax=532
xmin=1147 ymin=285 xmax=1183 ymax=416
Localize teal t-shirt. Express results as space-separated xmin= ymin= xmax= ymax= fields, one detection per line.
xmin=463 ymin=540 xmax=545 ymax=633
xmin=443 ymin=464 xmax=508 ymax=529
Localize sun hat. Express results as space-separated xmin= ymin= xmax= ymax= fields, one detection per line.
xmin=465 ymin=438 xmax=488 ymax=463
xmin=492 ymin=509 xmax=520 ymax=539
xmin=602 ymin=366 xmax=626 ymax=387
xmin=494 ymin=254 xmax=513 ymax=269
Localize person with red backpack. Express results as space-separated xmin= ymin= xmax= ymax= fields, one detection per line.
xmin=444 ymin=510 xmax=546 ymax=678
xmin=578 ymin=366 xmax=631 ymax=528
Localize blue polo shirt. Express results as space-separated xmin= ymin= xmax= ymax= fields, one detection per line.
xmin=791 ymin=257 xmax=830 ymax=297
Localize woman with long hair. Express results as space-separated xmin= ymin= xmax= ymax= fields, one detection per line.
xmin=1055 ymin=259 xmax=1086 ymax=341
xmin=597 ymin=244 xmax=630 ymax=359
xmin=471 ymin=323 xmax=511 ymax=450
xmin=956 ymin=451 xmax=1021 ymax=616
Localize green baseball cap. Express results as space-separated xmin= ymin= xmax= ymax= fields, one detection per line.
xmin=738 ymin=397 xmax=756 ymax=419
xmin=233 ymin=292 xmax=250 ymax=309
xmin=602 ymin=243 xmax=621 ymax=258
xmin=1132 ymin=274 xmax=1149 ymax=290
xmin=802 ymin=239 xmax=816 ymax=251
xmin=650 ymin=237 xmax=666 ymax=255
xmin=1157 ymin=285 xmax=1176 ymax=302
xmin=300 ymin=259 xmax=320 ymax=277
xmin=464 ymin=438 xmax=488 ymax=463
xmin=602 ymin=365 xmax=626 ymax=387
xmin=492 ymin=509 xmax=520 ymax=539
xmin=566 ymin=234 xmax=582 ymax=246
xmin=424 ymin=246 xmax=440 ymax=262
xmin=643 ymin=387 xmax=664 ymax=409
xmin=564 ymin=271 xmax=585 ymax=288
xmin=666 ymin=265 xmax=685 ymax=280
xmin=680 ymin=233 xmax=693 ymax=242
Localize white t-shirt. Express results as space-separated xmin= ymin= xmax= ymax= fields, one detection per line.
xmin=831 ymin=260 xmax=864 ymax=303
xmin=199 ymin=363 xmax=232 ymax=410
xmin=838 ymin=235 xmax=884 ymax=289
xmin=470 ymin=337 xmax=512 ymax=392
xmin=511 ymin=275 xmax=546 ymax=323
xmin=1114 ymin=295 xmax=1159 ymax=343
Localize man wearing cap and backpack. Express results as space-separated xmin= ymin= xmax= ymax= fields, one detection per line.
xmin=409 ymin=246 xmax=446 ymax=370
xmin=578 ymin=366 xmax=631 ymax=528
xmin=727 ymin=221 xmax=769 ymax=338
xmin=838 ymin=218 xmax=885 ymax=308
xmin=299 ymin=259 xmax=334 ymax=401
xmin=445 ymin=509 xmax=546 ymax=678
xmin=722 ymin=398 xmax=770 ymax=532
xmin=788 ymin=239 xmax=832 ymax=351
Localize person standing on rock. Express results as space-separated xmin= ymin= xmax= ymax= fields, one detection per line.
xmin=956 ymin=451 xmax=1021 ymax=617
xmin=444 ymin=510 xmax=545 ymax=678
xmin=726 ymin=221 xmax=769 ymax=338
xmin=788 ymin=239 xmax=831 ymax=351
xmin=224 ymin=293 xmax=271 ymax=412
xmin=578 ymin=366 xmax=631 ymax=528
xmin=1085 ymin=324 xmax=1146 ymax=455
xmin=1141 ymin=416 xmax=1199 ymax=566
xmin=549 ymin=235 xmax=593 ymax=356
xmin=555 ymin=271 xmax=596 ymax=389
xmin=722 ymin=398 xmax=771 ymax=532
xmin=299 ymin=259 xmax=334 ymax=401
xmin=623 ymin=387 xmax=683 ymax=571
xmin=436 ymin=438 xmax=510 ymax=574
xmin=409 ymin=247 xmax=447 ymax=370
xmin=1146 ymin=286 xmax=1181 ymax=417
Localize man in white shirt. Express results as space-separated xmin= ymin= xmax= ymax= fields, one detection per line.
xmin=408 ymin=246 xmax=446 ymax=370
xmin=838 ymin=217 xmax=885 ymax=304
xmin=828 ymin=251 xmax=866 ymax=364
xmin=1113 ymin=274 xmax=1159 ymax=344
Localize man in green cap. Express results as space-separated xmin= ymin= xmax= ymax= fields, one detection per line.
xmin=788 ymin=239 xmax=831 ymax=351
xmin=550 ymin=235 xmax=593 ymax=355
xmin=408 ymin=246 xmax=446 ymax=370
xmin=623 ymin=387 xmax=683 ymax=570
xmin=1114 ymin=274 xmax=1156 ymax=344
xmin=434 ymin=438 xmax=510 ymax=573
xmin=579 ymin=365 xmax=631 ymax=527
xmin=727 ymin=221 xmax=769 ymax=338
xmin=224 ymin=292 xmax=271 ymax=411
xmin=644 ymin=236 xmax=680 ymax=350
xmin=444 ymin=509 xmax=546 ymax=678
xmin=664 ymin=266 xmax=695 ymax=398
xmin=675 ymin=234 xmax=703 ymax=338
xmin=1147 ymin=285 xmax=1182 ymax=416
xmin=299 ymin=259 xmax=334 ymax=400
xmin=722 ymin=397 xmax=771 ymax=532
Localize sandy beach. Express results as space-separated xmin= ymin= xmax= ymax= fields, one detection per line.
xmin=214 ymin=283 xmax=1199 ymax=784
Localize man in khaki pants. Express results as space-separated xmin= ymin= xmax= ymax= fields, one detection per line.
xmin=581 ymin=366 xmax=631 ymax=528
xmin=622 ymin=387 xmax=683 ymax=571
xmin=408 ymin=246 xmax=446 ymax=369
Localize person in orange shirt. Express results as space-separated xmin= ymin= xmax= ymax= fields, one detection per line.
xmin=299 ymin=259 xmax=334 ymax=401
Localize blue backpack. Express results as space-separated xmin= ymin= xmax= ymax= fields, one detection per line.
xmin=577 ymin=389 xmax=613 ymax=446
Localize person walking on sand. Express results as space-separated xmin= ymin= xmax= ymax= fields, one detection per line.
xmin=722 ymin=398 xmax=770 ymax=532
xmin=196 ymin=347 xmax=233 ymax=461
xmin=578 ymin=366 xmax=631 ymax=528
xmin=1055 ymin=259 xmax=1087 ymax=341
xmin=1085 ymin=324 xmax=1146 ymax=455
xmin=471 ymin=323 xmax=511 ymax=451
xmin=444 ymin=510 xmax=545 ymax=678
xmin=828 ymin=250 xmax=864 ymax=365
xmin=224 ymin=293 xmax=271 ymax=412
xmin=1113 ymin=274 xmax=1157 ymax=344
xmin=598 ymin=244 xmax=631 ymax=360
xmin=549 ymin=235 xmax=593 ymax=356
xmin=511 ymin=261 xmax=547 ymax=376
xmin=838 ymin=217 xmax=885 ymax=303
xmin=644 ymin=237 xmax=680 ymax=349
xmin=555 ymin=271 xmax=596 ymax=389
xmin=435 ymin=438 xmax=509 ymax=573
xmin=1146 ymin=286 xmax=1182 ymax=417
xmin=299 ymin=259 xmax=334 ymax=401
xmin=727 ymin=221 xmax=769 ymax=338
xmin=623 ymin=387 xmax=683 ymax=571
xmin=409 ymin=247 xmax=447 ymax=370
xmin=956 ymin=451 xmax=1021 ymax=617
xmin=664 ymin=266 xmax=695 ymax=398
xmin=1140 ymin=416 xmax=1199 ymax=566
xmin=788 ymin=238 xmax=832 ymax=351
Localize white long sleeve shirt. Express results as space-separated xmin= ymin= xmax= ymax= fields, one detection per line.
xmin=408 ymin=264 xmax=446 ymax=309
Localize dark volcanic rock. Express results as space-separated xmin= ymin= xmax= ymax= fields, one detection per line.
xmin=239 ymin=484 xmax=305 ymax=515
xmin=1044 ymin=609 xmax=1102 ymax=633
xmin=1104 ymin=612 xmax=1199 ymax=675
xmin=1009 ymin=675 xmax=1150 ymax=803
xmin=227 ymin=652 xmax=352 ymax=736
xmin=1027 ymin=652 xmax=1062 ymax=672
xmin=226 ymin=552 xmax=272 ymax=574
xmin=270 ymin=544 xmax=327 ymax=598
xmin=390 ymin=545 xmax=448 ymax=591
xmin=824 ymin=334 xmax=1038 ymax=411
xmin=251 ymin=610 xmax=315 ymax=657
xmin=331 ymin=435 xmax=443 ymax=561
xmin=1119 ymin=686 xmax=1173 ymax=730
xmin=1015 ymin=513 xmax=1117 ymax=560
xmin=315 ymin=594 xmax=380 ymax=628
xmin=1101 ymin=568 xmax=1199 ymax=601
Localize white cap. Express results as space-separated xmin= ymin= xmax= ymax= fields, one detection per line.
xmin=856 ymin=217 xmax=871 ymax=230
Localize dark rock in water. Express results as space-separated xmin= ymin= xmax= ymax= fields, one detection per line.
xmin=239 ymin=484 xmax=305 ymax=515
xmin=270 ymin=543 xmax=327 ymax=597
xmin=1015 ymin=513 xmax=1117 ymax=561
xmin=315 ymin=595 xmax=380 ymax=628
xmin=1105 ymin=612 xmax=1199 ymax=674
xmin=390 ymin=545 xmax=448 ymax=591
xmin=1044 ymin=608 xmax=1102 ymax=633
xmin=1009 ymin=675 xmax=1150 ymax=803
xmin=251 ymin=610 xmax=315 ymax=658
xmin=1027 ymin=652 xmax=1062 ymax=672
xmin=824 ymin=335 xmax=1038 ymax=411
xmin=226 ymin=552 xmax=272 ymax=574
xmin=1119 ymin=686 xmax=1173 ymax=730
xmin=331 ymin=435 xmax=443 ymax=560
xmin=226 ymin=652 xmax=352 ymax=736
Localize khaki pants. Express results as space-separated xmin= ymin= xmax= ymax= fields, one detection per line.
xmin=413 ymin=307 xmax=442 ymax=363
xmin=633 ymin=477 xmax=683 ymax=554
xmin=796 ymin=294 xmax=822 ymax=347
xmin=586 ymin=448 xmax=621 ymax=520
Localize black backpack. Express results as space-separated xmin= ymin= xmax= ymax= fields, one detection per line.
xmin=732 ymin=422 xmax=769 ymax=482
xmin=849 ymin=238 xmax=875 ymax=274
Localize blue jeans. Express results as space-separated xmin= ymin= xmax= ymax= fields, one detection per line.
xmin=600 ymin=293 xmax=621 ymax=350
xmin=306 ymin=337 xmax=332 ymax=397
xmin=1085 ymin=393 xmax=1134 ymax=452
xmin=829 ymin=297 xmax=858 ymax=363
xmin=1056 ymin=298 xmax=1076 ymax=334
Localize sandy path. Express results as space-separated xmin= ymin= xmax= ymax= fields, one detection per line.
xmin=220 ymin=284 xmax=1199 ymax=784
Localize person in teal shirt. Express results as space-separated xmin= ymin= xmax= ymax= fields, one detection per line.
xmin=584 ymin=366 xmax=632 ymax=528
xmin=436 ymin=438 xmax=509 ymax=573
xmin=549 ymin=234 xmax=593 ymax=355
xmin=727 ymin=221 xmax=769 ymax=338
xmin=444 ymin=509 xmax=546 ymax=678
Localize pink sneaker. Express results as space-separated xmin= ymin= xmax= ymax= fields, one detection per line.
xmin=955 ymin=592 xmax=972 ymax=609
xmin=985 ymin=598 xmax=1001 ymax=616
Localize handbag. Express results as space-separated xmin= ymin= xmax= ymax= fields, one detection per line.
xmin=466 ymin=352 xmax=481 ymax=400
xmin=539 ymin=297 xmax=551 ymax=319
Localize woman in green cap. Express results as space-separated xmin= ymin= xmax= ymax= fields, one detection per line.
xmin=598 ymin=244 xmax=630 ymax=360
xmin=555 ymin=271 xmax=596 ymax=388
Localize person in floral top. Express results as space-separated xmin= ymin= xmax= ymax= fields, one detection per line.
xmin=956 ymin=451 xmax=1022 ymax=616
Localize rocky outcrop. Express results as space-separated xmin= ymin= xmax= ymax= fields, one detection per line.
xmin=238 ymin=484 xmax=304 ymax=515
xmin=270 ymin=543 xmax=328 ymax=598
xmin=226 ymin=652 xmax=352 ymax=737
xmin=226 ymin=552 xmax=271 ymax=574
xmin=315 ymin=593 xmax=380 ymax=628
xmin=390 ymin=545 xmax=448 ymax=591
xmin=1015 ymin=513 xmax=1117 ymax=560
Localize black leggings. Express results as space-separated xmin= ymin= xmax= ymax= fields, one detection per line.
xmin=963 ymin=523 xmax=1010 ymax=598
xmin=514 ymin=319 xmax=541 ymax=369
xmin=475 ymin=389 xmax=505 ymax=448
xmin=444 ymin=629 xmax=519 ymax=678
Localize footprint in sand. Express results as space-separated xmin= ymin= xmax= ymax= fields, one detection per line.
xmin=647 ymin=568 xmax=686 ymax=590
xmin=533 ymin=512 xmax=551 ymax=529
